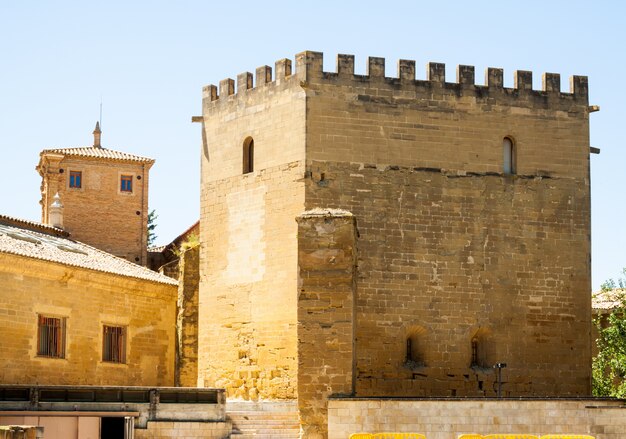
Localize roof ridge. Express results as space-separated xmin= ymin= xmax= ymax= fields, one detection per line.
xmin=41 ymin=146 xmax=154 ymax=163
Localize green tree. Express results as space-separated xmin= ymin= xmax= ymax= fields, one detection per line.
xmin=147 ymin=209 xmax=158 ymax=247
xmin=593 ymin=267 xmax=626 ymax=397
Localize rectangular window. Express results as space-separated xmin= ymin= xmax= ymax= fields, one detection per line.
xmin=69 ymin=171 xmax=82 ymax=188
xmin=103 ymin=325 xmax=126 ymax=363
xmin=37 ymin=315 xmax=66 ymax=358
xmin=120 ymin=175 xmax=133 ymax=193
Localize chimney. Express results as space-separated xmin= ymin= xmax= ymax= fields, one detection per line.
xmin=49 ymin=192 xmax=64 ymax=229
xmin=93 ymin=121 xmax=102 ymax=148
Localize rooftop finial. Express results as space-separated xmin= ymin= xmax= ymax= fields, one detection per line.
xmin=93 ymin=121 xmax=102 ymax=148
xmin=49 ymin=192 xmax=64 ymax=229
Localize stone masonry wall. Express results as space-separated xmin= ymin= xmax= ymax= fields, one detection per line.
xmin=199 ymin=63 xmax=306 ymax=398
xmin=297 ymin=210 xmax=357 ymax=438
xmin=39 ymin=157 xmax=150 ymax=265
xmin=306 ymin=163 xmax=590 ymax=397
xmin=0 ymin=253 xmax=176 ymax=386
xmin=176 ymin=245 xmax=199 ymax=387
xmin=328 ymin=398 xmax=626 ymax=439
xmin=300 ymin=51 xmax=592 ymax=397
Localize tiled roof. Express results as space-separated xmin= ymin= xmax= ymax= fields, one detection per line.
xmin=0 ymin=220 xmax=177 ymax=286
xmin=41 ymin=146 xmax=154 ymax=164
xmin=0 ymin=214 xmax=69 ymax=237
xmin=592 ymin=289 xmax=625 ymax=310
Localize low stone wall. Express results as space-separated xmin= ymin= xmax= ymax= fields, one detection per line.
xmin=328 ymin=398 xmax=626 ymax=439
xmin=134 ymin=421 xmax=231 ymax=439
xmin=0 ymin=426 xmax=43 ymax=439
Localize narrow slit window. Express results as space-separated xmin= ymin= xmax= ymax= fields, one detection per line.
xmin=103 ymin=325 xmax=127 ymax=363
xmin=120 ymin=175 xmax=133 ymax=193
xmin=243 ymin=137 xmax=254 ymax=174
xmin=471 ymin=337 xmax=479 ymax=367
xmin=37 ymin=315 xmax=66 ymax=358
xmin=69 ymin=171 xmax=82 ymax=188
xmin=503 ymin=137 xmax=516 ymax=175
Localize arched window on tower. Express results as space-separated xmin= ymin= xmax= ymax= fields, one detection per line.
xmin=243 ymin=137 xmax=254 ymax=174
xmin=503 ymin=136 xmax=516 ymax=175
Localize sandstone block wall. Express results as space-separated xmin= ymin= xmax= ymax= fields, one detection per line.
xmin=301 ymin=51 xmax=592 ymax=397
xmin=328 ymin=398 xmax=626 ymax=439
xmin=198 ymin=50 xmax=594 ymax=436
xmin=198 ymin=67 xmax=306 ymax=398
xmin=176 ymin=245 xmax=199 ymax=387
xmin=38 ymin=156 xmax=151 ymax=265
xmin=0 ymin=253 xmax=176 ymax=386
xmin=297 ymin=210 xmax=357 ymax=438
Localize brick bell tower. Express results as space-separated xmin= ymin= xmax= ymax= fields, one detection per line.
xmin=36 ymin=123 xmax=154 ymax=265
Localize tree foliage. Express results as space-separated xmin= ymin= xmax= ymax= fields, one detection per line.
xmin=147 ymin=209 xmax=158 ymax=247
xmin=593 ymin=268 xmax=626 ymax=397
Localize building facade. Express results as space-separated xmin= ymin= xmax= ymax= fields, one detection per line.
xmin=36 ymin=124 xmax=153 ymax=265
xmin=0 ymin=215 xmax=178 ymax=387
xmin=198 ymin=51 xmax=595 ymax=437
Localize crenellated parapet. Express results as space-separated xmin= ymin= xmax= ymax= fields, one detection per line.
xmin=203 ymin=50 xmax=589 ymax=108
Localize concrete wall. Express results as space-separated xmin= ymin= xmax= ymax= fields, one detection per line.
xmin=198 ymin=63 xmax=306 ymax=399
xmin=0 ymin=253 xmax=176 ymax=386
xmin=301 ymin=51 xmax=592 ymax=397
xmin=328 ymin=398 xmax=626 ymax=439
xmin=38 ymin=156 xmax=150 ymax=265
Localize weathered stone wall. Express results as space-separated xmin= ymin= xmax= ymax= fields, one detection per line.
xmin=301 ymin=51 xmax=592 ymax=397
xmin=198 ymin=65 xmax=306 ymax=398
xmin=0 ymin=253 xmax=176 ymax=386
xmin=297 ymin=210 xmax=357 ymax=438
xmin=176 ymin=245 xmax=199 ymax=387
xmin=38 ymin=157 xmax=150 ymax=265
xmin=328 ymin=398 xmax=626 ymax=439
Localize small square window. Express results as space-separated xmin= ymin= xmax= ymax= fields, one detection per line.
xmin=69 ymin=171 xmax=82 ymax=189
xmin=120 ymin=175 xmax=133 ymax=193
xmin=103 ymin=325 xmax=126 ymax=363
xmin=37 ymin=315 xmax=66 ymax=358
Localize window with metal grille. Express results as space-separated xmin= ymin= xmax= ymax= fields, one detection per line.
xmin=120 ymin=175 xmax=133 ymax=193
xmin=37 ymin=315 xmax=66 ymax=358
xmin=69 ymin=171 xmax=82 ymax=188
xmin=103 ymin=325 xmax=126 ymax=363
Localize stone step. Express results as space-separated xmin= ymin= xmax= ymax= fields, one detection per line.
xmin=227 ymin=405 xmax=300 ymax=439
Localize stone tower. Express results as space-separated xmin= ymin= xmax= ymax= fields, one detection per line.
xmin=198 ymin=51 xmax=595 ymax=437
xmin=37 ymin=123 xmax=154 ymax=265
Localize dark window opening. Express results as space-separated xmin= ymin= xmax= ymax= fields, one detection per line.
xmin=471 ymin=337 xmax=479 ymax=367
xmin=404 ymin=332 xmax=425 ymax=368
xmin=120 ymin=175 xmax=133 ymax=193
xmin=101 ymin=417 xmax=125 ymax=439
xmin=243 ymin=137 xmax=254 ymax=174
xmin=69 ymin=171 xmax=82 ymax=188
xmin=37 ymin=315 xmax=66 ymax=358
xmin=103 ymin=325 xmax=126 ymax=363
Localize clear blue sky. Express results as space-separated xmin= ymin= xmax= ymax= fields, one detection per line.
xmin=1 ymin=1 xmax=623 ymax=290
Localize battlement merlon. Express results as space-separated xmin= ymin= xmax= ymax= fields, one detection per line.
xmin=202 ymin=50 xmax=590 ymax=106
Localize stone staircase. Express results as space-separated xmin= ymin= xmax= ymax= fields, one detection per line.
xmin=227 ymin=400 xmax=300 ymax=438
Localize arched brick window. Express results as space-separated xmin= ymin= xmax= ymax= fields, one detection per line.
xmin=243 ymin=137 xmax=254 ymax=174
